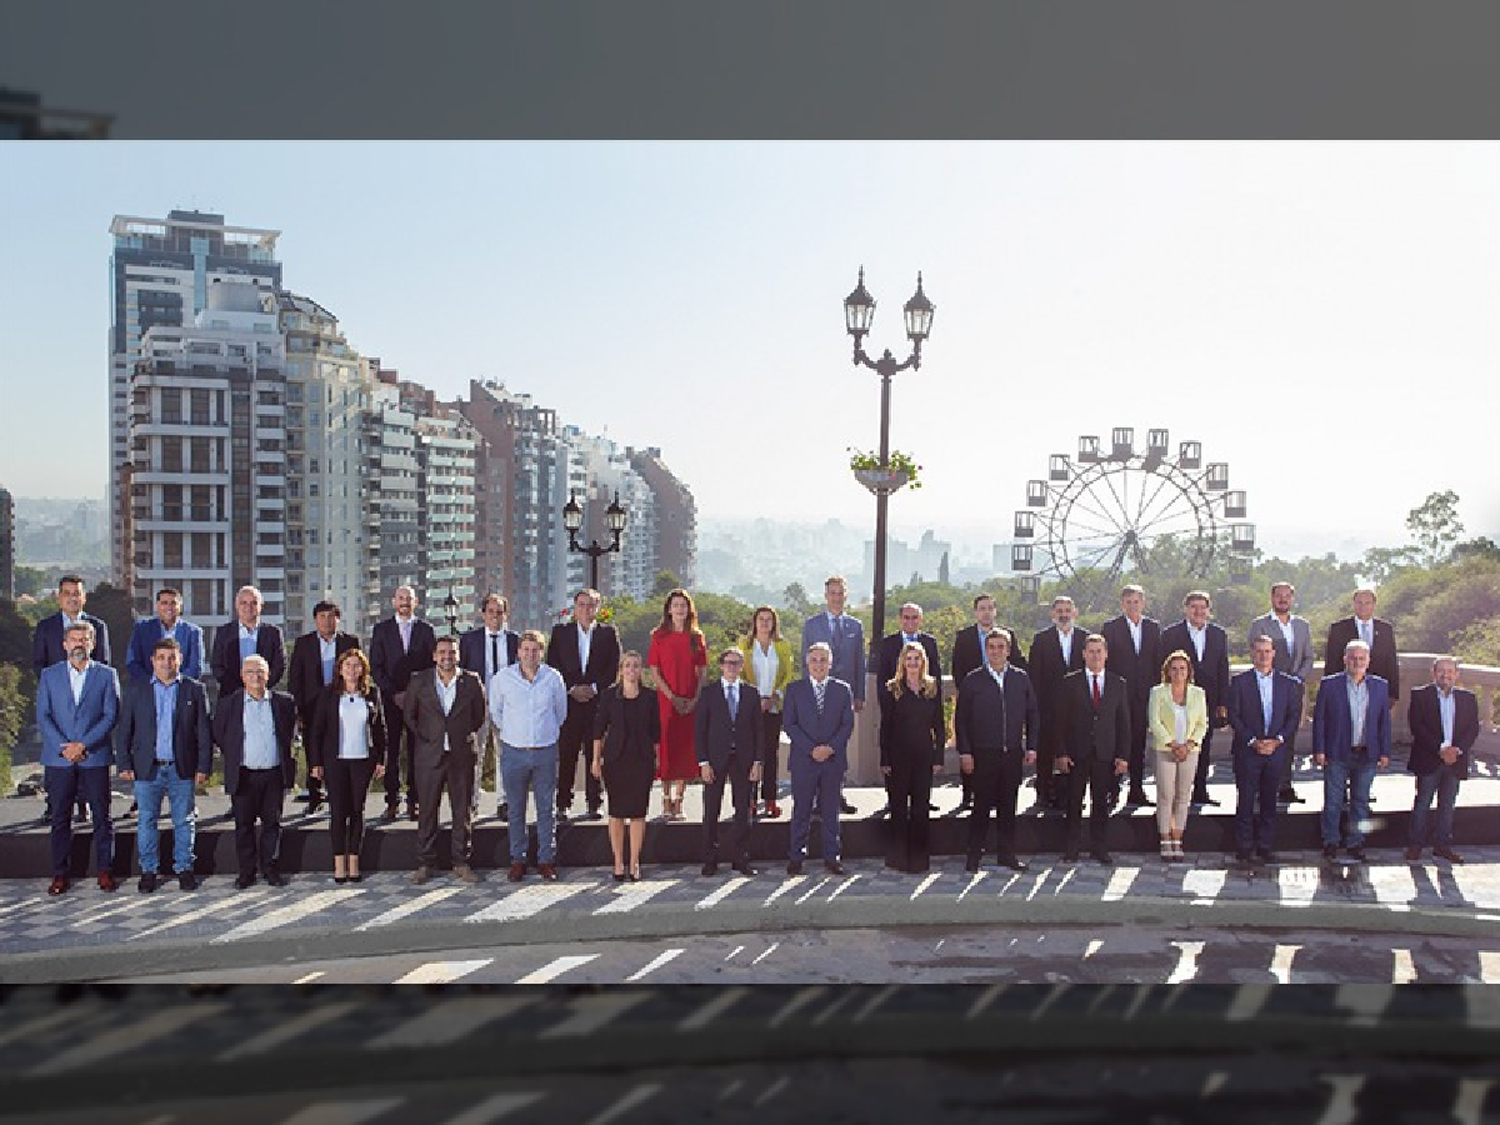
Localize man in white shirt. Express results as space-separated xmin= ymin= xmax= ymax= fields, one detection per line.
xmin=491 ymin=630 xmax=570 ymax=882
xmin=1247 ymin=581 xmax=1314 ymax=805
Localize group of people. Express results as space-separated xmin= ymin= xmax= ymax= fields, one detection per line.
xmin=30 ymin=570 xmax=1479 ymax=895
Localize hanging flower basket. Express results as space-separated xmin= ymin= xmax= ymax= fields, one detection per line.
xmin=849 ymin=447 xmax=922 ymax=494
xmin=854 ymin=467 xmax=912 ymax=495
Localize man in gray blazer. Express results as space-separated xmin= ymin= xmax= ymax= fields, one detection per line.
xmin=1248 ymin=581 xmax=1314 ymax=805
xmin=800 ymin=575 xmax=863 ymax=816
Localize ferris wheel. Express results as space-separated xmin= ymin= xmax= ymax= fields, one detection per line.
xmin=1010 ymin=427 xmax=1255 ymax=613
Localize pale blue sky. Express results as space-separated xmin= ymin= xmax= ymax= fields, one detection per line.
xmin=1 ymin=142 xmax=1497 ymax=555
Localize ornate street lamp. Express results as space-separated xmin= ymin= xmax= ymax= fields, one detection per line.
xmin=843 ymin=267 xmax=935 ymax=648
xmin=442 ymin=592 xmax=459 ymax=635
xmin=562 ymin=488 xmax=628 ymax=592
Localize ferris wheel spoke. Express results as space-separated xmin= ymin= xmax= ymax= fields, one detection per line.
xmin=1066 ymin=489 xmax=1129 ymax=536
xmin=1060 ymin=515 xmax=1124 ymax=542
xmin=1133 ymin=469 xmax=1174 ymax=529
xmin=1096 ymin=470 xmax=1134 ymax=533
xmin=1135 ymin=507 xmax=1204 ymax=544
xmin=1135 ymin=483 xmax=1197 ymax=536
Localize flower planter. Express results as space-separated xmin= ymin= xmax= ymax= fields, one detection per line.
xmin=854 ymin=467 xmax=912 ymax=496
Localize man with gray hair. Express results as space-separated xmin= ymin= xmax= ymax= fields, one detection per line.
xmin=782 ymin=641 xmax=855 ymax=876
xmin=1313 ymin=638 xmax=1390 ymax=863
xmin=1405 ymin=656 xmax=1479 ymax=864
xmin=211 ymin=585 xmax=286 ymax=697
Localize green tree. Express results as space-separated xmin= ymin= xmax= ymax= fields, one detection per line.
xmin=0 ymin=663 xmax=23 ymax=795
xmin=782 ymin=582 xmax=813 ymax=617
xmin=651 ymin=570 xmax=683 ymax=598
xmin=1407 ymin=489 xmax=1465 ymax=567
xmin=13 ymin=566 xmax=47 ymax=598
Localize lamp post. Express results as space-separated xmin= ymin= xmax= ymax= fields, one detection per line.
xmin=562 ymin=489 xmax=628 ymax=593
xmin=442 ymin=592 xmax=459 ymax=636
xmin=843 ymin=267 xmax=935 ymax=650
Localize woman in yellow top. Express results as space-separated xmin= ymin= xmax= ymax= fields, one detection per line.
xmin=1147 ymin=649 xmax=1209 ymax=863
xmin=738 ymin=606 xmax=796 ymax=819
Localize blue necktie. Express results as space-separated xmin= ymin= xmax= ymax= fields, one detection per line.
xmin=727 ymin=682 xmax=738 ymax=720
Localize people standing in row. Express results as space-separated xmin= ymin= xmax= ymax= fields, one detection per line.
xmin=592 ymin=651 xmax=661 ymax=881
xmin=214 ymin=653 xmax=297 ymax=889
xmin=308 ymin=648 xmax=386 ymax=883
xmin=492 ymin=630 xmax=569 ymax=882
xmin=287 ymin=600 xmax=359 ymax=816
xmin=211 ymin=585 xmax=286 ymax=698
xmin=33 ymin=576 xmax=111 ymax=824
xmin=1406 ymin=656 xmax=1477 ymax=864
xmin=1058 ymin=634 xmax=1130 ymax=865
xmin=1247 ymin=581 xmax=1315 ymax=806
xmin=369 ymin=586 xmax=435 ymax=824
xmin=801 ymin=575 xmax=863 ymax=816
xmin=1147 ymin=651 xmax=1206 ymax=862
xmin=956 ymin=629 xmax=1039 ymax=873
xmin=1029 ymin=595 xmax=1086 ymax=813
xmin=648 ymin=588 xmax=707 ymax=821
xmin=874 ymin=603 xmax=943 ymax=817
xmin=784 ymin=641 xmax=855 ymax=876
xmin=1313 ymin=639 xmax=1390 ymax=863
xmin=461 ymin=593 xmax=520 ymax=822
xmin=696 ymin=648 xmax=762 ymax=878
xmin=1227 ymin=635 xmax=1303 ymax=866
xmin=1160 ymin=591 xmax=1231 ymax=807
xmin=950 ymin=594 xmax=1027 ymax=813
xmin=549 ymin=588 xmax=618 ymax=823
xmin=879 ymin=641 xmax=945 ymax=874
xmin=738 ymin=606 xmax=795 ymax=819
xmin=1323 ymin=587 xmax=1401 ymax=705
xmin=1100 ymin=584 xmax=1160 ymax=809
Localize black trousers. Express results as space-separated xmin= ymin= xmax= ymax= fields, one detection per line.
xmin=232 ymin=767 xmax=285 ymax=876
xmin=967 ymin=753 xmax=1024 ymax=861
xmin=1277 ymin=726 xmax=1301 ymax=796
xmin=1124 ymin=695 xmax=1150 ymax=794
xmin=381 ymin=697 xmax=417 ymax=808
xmin=1063 ymin=756 xmax=1116 ymax=854
xmin=756 ymin=710 xmax=782 ymax=803
xmin=701 ymin=752 xmax=753 ymax=864
xmin=886 ymin=747 xmax=935 ymax=872
xmin=415 ymin=744 xmax=477 ymax=867
xmin=1192 ymin=725 xmax=1218 ymax=796
xmin=558 ymin=701 xmax=603 ymax=812
xmin=326 ymin=755 xmax=376 ymax=857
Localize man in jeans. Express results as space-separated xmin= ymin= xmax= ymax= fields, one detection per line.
xmin=489 ymin=630 xmax=569 ymax=882
xmin=1405 ymin=656 xmax=1479 ymax=864
xmin=1312 ymin=639 xmax=1390 ymax=863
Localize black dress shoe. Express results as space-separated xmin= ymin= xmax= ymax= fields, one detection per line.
xmin=1061 ymin=851 xmax=1080 ymax=863
xmin=586 ymin=805 xmax=603 ymax=821
xmin=1236 ymin=850 xmax=1256 ymax=865
xmin=964 ymin=856 xmax=981 ymax=873
xmin=701 ymin=861 xmax=719 ymax=877
xmin=1322 ymin=844 xmax=1339 ymax=861
xmin=497 ymin=802 xmax=509 ymax=821
xmin=1347 ymin=847 xmax=1367 ymax=863
xmin=956 ymin=799 xmax=974 ymax=813
xmin=997 ymin=855 xmax=1029 ymax=872
xmin=1091 ymin=850 xmax=1114 ymax=866
xmin=786 ymin=860 xmax=804 ymax=876
xmin=824 ymin=860 xmax=847 ymax=876
xmin=1278 ymin=789 xmax=1305 ymax=805
xmin=265 ymin=871 xmax=289 ymax=888
xmin=928 ymin=802 xmax=940 ymax=812
xmin=1256 ymin=851 xmax=1279 ymax=865
xmin=839 ymin=798 xmax=857 ymax=815
xmin=732 ymin=861 xmax=758 ymax=877
xmin=178 ymin=871 xmax=198 ymax=891
xmin=306 ymin=794 xmax=325 ymax=816
xmin=138 ymin=872 xmax=159 ymax=893
xmin=234 ymin=874 xmax=255 ymax=889
xmin=1190 ymin=791 xmax=1211 ymax=806
xmin=379 ymin=805 xmax=398 ymax=823
xmin=405 ymin=803 xmax=419 ymax=821
xmin=1126 ymin=789 xmax=1155 ymax=807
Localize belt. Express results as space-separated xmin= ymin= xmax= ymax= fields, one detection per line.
xmin=505 ymin=744 xmax=549 ymax=751
xmin=242 ymin=766 xmax=279 ymax=773
xmin=1351 ymin=744 xmax=1368 ymax=751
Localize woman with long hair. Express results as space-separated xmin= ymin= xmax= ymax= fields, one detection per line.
xmin=880 ymin=641 xmax=946 ymax=873
xmin=591 ymin=651 xmax=661 ymax=881
xmin=308 ymin=648 xmax=387 ymax=883
xmin=1147 ymin=649 xmax=1208 ymax=862
xmin=738 ymin=605 xmax=795 ymax=818
xmin=646 ymin=588 xmax=707 ymax=820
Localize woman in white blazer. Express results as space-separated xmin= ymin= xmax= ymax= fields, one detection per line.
xmin=1147 ymin=649 xmax=1209 ymax=862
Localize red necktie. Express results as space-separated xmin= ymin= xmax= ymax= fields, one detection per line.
xmin=1092 ymin=675 xmax=1101 ymax=709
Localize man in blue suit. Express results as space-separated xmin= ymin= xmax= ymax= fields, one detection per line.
xmin=126 ymin=587 xmax=204 ymax=684
xmin=800 ymin=575 xmax=863 ymax=816
xmin=36 ymin=621 xmax=122 ymax=895
xmin=32 ymin=574 xmax=112 ymax=675
xmin=1227 ymin=635 xmax=1305 ymax=865
xmin=116 ymin=637 xmax=213 ymax=892
xmin=1313 ymin=639 xmax=1391 ymax=863
xmin=782 ymin=641 xmax=855 ymax=875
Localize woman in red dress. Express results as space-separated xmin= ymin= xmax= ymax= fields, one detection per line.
xmin=647 ymin=587 xmax=707 ymax=820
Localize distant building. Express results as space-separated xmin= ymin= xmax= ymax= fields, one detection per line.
xmin=0 ymin=486 xmax=14 ymax=601
xmin=629 ymin=447 xmax=697 ymax=589
xmin=0 ymin=87 xmax=111 ymax=139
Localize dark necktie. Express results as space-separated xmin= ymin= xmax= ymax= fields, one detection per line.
xmin=1092 ymin=675 xmax=1101 ymax=709
xmin=814 ymin=680 xmax=826 ymax=714
xmin=728 ymin=682 xmax=738 ymax=720
xmin=490 ymin=634 xmax=499 ymax=678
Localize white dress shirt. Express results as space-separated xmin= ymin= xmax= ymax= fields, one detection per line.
xmin=1186 ymin=622 xmax=1208 ymax=662
xmin=751 ymin=640 xmax=779 ymax=705
xmin=67 ymin=661 xmax=90 ymax=705
xmin=435 ymin=670 xmax=458 ymax=752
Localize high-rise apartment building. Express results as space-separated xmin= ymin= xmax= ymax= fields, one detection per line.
xmin=629 ymin=446 xmax=698 ymax=589
xmin=0 ymin=486 xmax=15 ymax=602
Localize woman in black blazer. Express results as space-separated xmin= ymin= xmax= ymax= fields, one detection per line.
xmin=308 ymin=648 xmax=387 ymax=883
xmin=591 ymin=651 xmax=661 ymax=881
xmin=880 ymin=641 xmax=947 ymax=874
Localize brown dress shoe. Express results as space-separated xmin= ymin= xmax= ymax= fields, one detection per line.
xmin=453 ymin=864 xmax=480 ymax=884
xmin=1436 ymin=846 xmax=1465 ymax=864
xmin=47 ymin=876 xmax=70 ymax=896
xmin=537 ymin=864 xmax=559 ymax=881
xmin=507 ymin=862 xmax=526 ymax=882
xmin=97 ymin=871 xmax=119 ymax=892
xmin=1403 ymin=846 xmax=1422 ymax=863
xmin=410 ymin=866 xmax=432 ymax=885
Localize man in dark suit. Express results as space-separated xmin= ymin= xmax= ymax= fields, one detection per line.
xmin=1248 ymin=581 xmax=1316 ymax=805
xmin=369 ymin=585 xmax=437 ymax=822
xmin=1405 ymin=656 xmax=1479 ymax=864
xmin=32 ymin=574 xmax=112 ymax=675
xmin=213 ymin=653 xmax=298 ymax=888
xmin=1322 ymin=587 xmax=1401 ymax=704
xmin=1099 ymin=584 xmax=1161 ymax=808
xmin=460 ymin=592 xmax=520 ymax=821
xmin=1159 ymin=590 xmax=1231 ymax=807
xmin=1227 ymin=636 xmax=1305 ymax=865
xmin=782 ymin=642 xmax=855 ymax=876
xmin=801 ymin=575 xmax=866 ymax=816
xmin=405 ymin=635 xmax=489 ymax=885
xmin=1058 ymin=634 xmax=1131 ymax=864
xmin=696 ymin=648 xmax=763 ymax=877
xmin=37 ymin=621 xmax=121 ymax=896
xmin=1313 ymin=639 xmax=1391 ymax=863
xmin=287 ymin=600 xmax=360 ymax=815
xmin=125 ymin=587 xmax=204 ymax=685
xmin=874 ymin=602 xmax=943 ymax=815
xmin=950 ymin=594 xmax=1026 ymax=813
xmin=210 ymin=584 xmax=287 ymax=697
xmin=956 ymin=629 xmax=1040 ymax=872
xmin=1029 ymin=595 xmax=1087 ymax=811
xmin=547 ymin=587 xmax=620 ymax=821
xmin=116 ymin=637 xmax=213 ymax=892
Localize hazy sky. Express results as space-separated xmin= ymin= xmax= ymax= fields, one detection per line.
xmin=1 ymin=142 xmax=1497 ymax=556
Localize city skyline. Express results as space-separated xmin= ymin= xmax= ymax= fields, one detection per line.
xmin=1 ymin=142 xmax=1497 ymax=557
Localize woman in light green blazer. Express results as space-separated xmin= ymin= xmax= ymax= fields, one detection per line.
xmin=739 ymin=606 xmax=796 ymax=819
xmin=1147 ymin=649 xmax=1209 ymax=862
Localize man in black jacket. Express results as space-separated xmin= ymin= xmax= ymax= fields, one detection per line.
xmin=1159 ymin=590 xmax=1231 ymax=807
xmin=1098 ymin=584 xmax=1161 ymax=808
xmin=286 ymin=600 xmax=360 ymax=815
xmin=695 ymin=648 xmax=763 ymax=877
xmin=1058 ymin=634 xmax=1131 ymax=864
xmin=213 ymin=654 xmax=298 ymax=888
xmin=955 ymin=630 xmax=1040 ymax=872
xmin=369 ymin=586 xmax=437 ymax=822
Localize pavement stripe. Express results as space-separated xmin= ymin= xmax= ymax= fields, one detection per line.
xmin=827 ymin=874 xmax=860 ymax=901
xmin=218 ymin=1000 xmax=363 ymax=1060
xmin=751 ymin=942 xmax=780 ymax=966
xmin=542 ymin=993 xmax=650 ymax=1037
xmin=1028 ymin=983 xmax=1070 ymax=1022
xmin=625 ymin=948 xmax=685 ymax=981
xmin=0 ymin=1007 xmax=91 ymax=1050
xmin=280 ymin=1099 xmax=404 ymax=1124
xmin=1083 ymin=939 xmax=1103 ymax=959
xmin=769 ymin=987 xmax=827 ymax=1028
xmin=1023 ymin=870 xmax=1048 ymax=901
xmin=679 ymin=987 xmax=748 ymax=1031
xmin=368 ymin=996 xmax=535 ymax=1047
xmin=754 ymin=1076 xmax=791 ymax=1107
xmin=695 ymin=877 xmax=750 ymax=911
xmin=1480 ymin=951 xmax=1500 ymax=984
xmin=467 ymin=883 xmax=585 ymax=923
xmin=130 ymin=895 xmax=255 ymax=940
xmin=1166 ymin=941 xmax=1205 ymax=984
xmin=442 ymin=1092 xmax=546 ymax=1124
xmin=1277 ymin=866 xmax=1318 ymax=908
xmin=1102 ymin=867 xmax=1140 ymax=902
xmin=910 ymin=872 xmax=940 ymax=900
xmin=717 ymin=1079 xmax=744 ymax=1101
xmin=794 ymin=877 xmax=832 ymax=904
xmin=585 ymin=1082 xmax=661 ymax=1125
xmin=1202 ymin=1071 xmax=1229 ymax=1097
xmin=812 ymin=993 xmax=855 ymax=1025
xmin=514 ymin=954 xmax=598 ymax=985
xmin=593 ymin=879 xmax=678 ymax=915
xmin=853 ymin=984 xmax=898 ymax=1022
xmin=1227 ymin=985 xmax=1272 ymax=1022
xmin=1392 ymin=948 xmax=1418 ymax=984
xmin=394 ymin=960 xmax=493 ymax=985
xmin=1318 ymin=1075 xmax=1366 ymax=1125
xmin=764 ymin=876 xmax=806 ymax=906
xmin=356 ymin=886 xmax=463 ymax=931
xmin=27 ymin=1002 xmax=229 ymax=1076
xmin=723 ymin=945 xmax=745 ymax=961
xmin=1270 ymin=944 xmax=1302 ymax=985
xmin=1454 ymin=1078 xmax=1496 ymax=1125
xmin=212 ymin=889 xmax=362 ymax=943
xmin=294 ymin=972 xmax=326 ymax=984
xmin=1182 ymin=868 xmax=1227 ymax=905
xmin=957 ymin=872 xmax=987 ymax=901
xmin=69 ymin=897 xmax=155 ymax=927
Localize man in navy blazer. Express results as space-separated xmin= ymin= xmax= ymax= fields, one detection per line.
xmin=1029 ymin=595 xmax=1088 ymax=812
xmin=547 ymin=588 xmax=620 ymax=821
xmin=32 ymin=574 xmax=112 ymax=675
xmin=125 ymin=587 xmax=204 ymax=685
xmin=1099 ymin=584 xmax=1162 ymax=809
xmin=462 ymin=593 xmax=520 ymax=819
xmin=36 ymin=621 xmax=121 ymax=895
xmin=950 ymin=594 xmax=1027 ymax=813
xmin=955 ymin=629 xmax=1040 ymax=872
xmin=696 ymin=648 xmax=763 ymax=877
xmin=210 ymin=584 xmax=287 ymax=697
xmin=369 ymin=585 xmax=437 ymax=821
xmin=116 ymin=637 xmax=212 ymax=892
xmin=1159 ymin=590 xmax=1231 ymax=807
xmin=782 ymin=642 xmax=855 ymax=875
xmin=1322 ymin=587 xmax=1401 ymax=704
xmin=1313 ymin=639 xmax=1391 ymax=862
xmin=1227 ymin=636 xmax=1305 ymax=864
xmin=214 ymin=654 xmax=299 ymax=888
xmin=1405 ymin=656 xmax=1479 ymax=863
xmin=800 ymin=575 xmax=864 ymax=817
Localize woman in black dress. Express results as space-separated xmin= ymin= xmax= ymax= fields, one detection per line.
xmin=591 ymin=651 xmax=661 ymax=881
xmin=880 ymin=641 xmax=946 ymax=874
xmin=308 ymin=648 xmax=387 ymax=883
